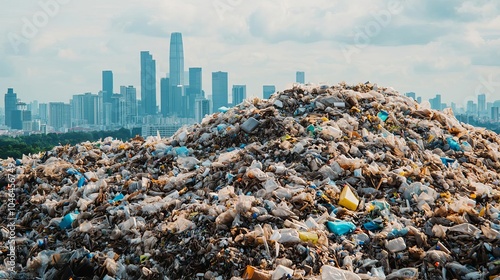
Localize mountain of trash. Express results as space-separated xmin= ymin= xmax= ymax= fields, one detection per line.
xmin=1 ymin=82 xmax=500 ymax=280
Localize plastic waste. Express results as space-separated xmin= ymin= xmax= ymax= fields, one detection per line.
xmin=339 ymin=185 xmax=359 ymax=211
xmin=326 ymin=221 xmax=356 ymax=235
xmin=385 ymin=237 xmax=406 ymax=253
xmin=386 ymin=268 xmax=418 ymax=280
xmin=321 ymin=265 xmax=361 ymax=280
xmin=271 ymin=265 xmax=294 ymax=280
xmin=241 ymin=117 xmax=261 ymax=134
xmin=377 ymin=110 xmax=389 ymax=121
xmin=59 ymin=211 xmax=79 ymax=229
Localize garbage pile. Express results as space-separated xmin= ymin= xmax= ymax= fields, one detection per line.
xmin=1 ymin=82 xmax=500 ymax=279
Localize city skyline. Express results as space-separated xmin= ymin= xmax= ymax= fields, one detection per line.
xmin=1 ymin=1 xmax=500 ymax=108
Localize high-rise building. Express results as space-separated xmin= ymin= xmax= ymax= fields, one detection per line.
xmin=212 ymin=71 xmax=228 ymax=113
xmin=189 ymin=68 xmax=202 ymax=97
xmin=70 ymin=93 xmax=103 ymax=127
xmin=405 ymin=92 xmax=416 ymax=100
xmin=232 ymin=85 xmax=246 ymax=106
xmin=195 ymin=97 xmax=211 ymax=123
xmin=29 ymin=100 xmax=39 ymax=117
xmin=140 ymin=51 xmax=157 ymax=116
xmin=4 ymin=88 xmax=17 ymax=128
xmin=160 ymin=76 xmax=171 ymax=117
xmin=111 ymin=94 xmax=126 ymax=125
xmin=185 ymin=67 xmax=202 ymax=118
xmin=121 ymin=85 xmax=138 ymax=124
xmin=49 ymin=102 xmax=71 ymax=131
xmin=296 ymin=71 xmax=305 ymax=84
xmin=478 ymin=93 xmax=486 ymax=117
xmin=492 ymin=107 xmax=499 ymax=122
xmin=466 ymin=100 xmax=477 ymax=115
xmin=102 ymin=70 xmax=113 ymax=103
xmin=169 ymin=32 xmax=185 ymax=116
xmin=11 ymin=102 xmax=30 ymax=130
xmin=263 ymin=85 xmax=276 ymax=99
xmin=429 ymin=94 xmax=441 ymax=110
xmin=39 ymin=103 xmax=48 ymax=123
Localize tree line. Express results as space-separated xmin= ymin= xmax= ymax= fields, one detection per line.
xmin=0 ymin=128 xmax=132 ymax=159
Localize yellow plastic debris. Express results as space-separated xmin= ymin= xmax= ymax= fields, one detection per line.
xmin=299 ymin=231 xmax=318 ymax=244
xmin=339 ymin=185 xmax=359 ymax=211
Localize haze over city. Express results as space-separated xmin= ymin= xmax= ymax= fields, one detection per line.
xmin=1 ymin=0 xmax=500 ymax=110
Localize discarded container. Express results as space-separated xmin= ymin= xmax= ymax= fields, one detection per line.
xmin=339 ymin=185 xmax=359 ymax=211
xmin=377 ymin=110 xmax=389 ymax=121
xmin=325 ymin=221 xmax=356 ymax=235
xmin=241 ymin=117 xmax=261 ymax=134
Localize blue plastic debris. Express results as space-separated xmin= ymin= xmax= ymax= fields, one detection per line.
xmin=377 ymin=110 xmax=389 ymax=122
xmin=175 ymin=146 xmax=190 ymax=157
xmin=446 ymin=137 xmax=461 ymax=151
xmin=59 ymin=211 xmax=79 ymax=229
xmin=325 ymin=221 xmax=356 ymax=235
xmin=109 ymin=193 xmax=124 ymax=203
xmin=78 ymin=176 xmax=87 ymax=188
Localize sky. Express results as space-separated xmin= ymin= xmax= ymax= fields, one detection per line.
xmin=1 ymin=0 xmax=500 ymax=110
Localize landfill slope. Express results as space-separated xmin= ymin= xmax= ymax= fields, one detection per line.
xmin=1 ymin=82 xmax=500 ymax=280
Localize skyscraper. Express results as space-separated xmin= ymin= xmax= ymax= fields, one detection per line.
xmin=140 ymin=51 xmax=157 ymax=116
xmin=478 ymin=93 xmax=486 ymax=117
xmin=49 ymin=102 xmax=71 ymax=132
xmin=405 ymin=92 xmax=416 ymax=100
xmin=195 ymin=97 xmax=211 ymax=123
xmin=189 ymin=68 xmax=202 ymax=97
xmin=4 ymin=88 xmax=17 ymax=128
xmin=263 ymin=85 xmax=276 ymax=99
xmin=102 ymin=70 xmax=113 ymax=103
xmin=185 ymin=67 xmax=202 ymax=118
xmin=212 ymin=71 xmax=228 ymax=113
xmin=169 ymin=32 xmax=184 ymax=116
xmin=429 ymin=94 xmax=441 ymax=110
xmin=160 ymin=76 xmax=171 ymax=117
xmin=296 ymin=71 xmax=305 ymax=84
xmin=232 ymin=85 xmax=246 ymax=106
xmin=121 ymin=85 xmax=138 ymax=124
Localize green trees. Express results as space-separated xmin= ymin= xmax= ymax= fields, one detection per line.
xmin=0 ymin=128 xmax=131 ymax=159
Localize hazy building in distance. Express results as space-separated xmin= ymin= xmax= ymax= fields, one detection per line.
xmin=478 ymin=93 xmax=486 ymax=117
xmin=102 ymin=70 xmax=113 ymax=103
xmin=195 ymin=97 xmax=211 ymax=123
xmin=169 ymin=32 xmax=184 ymax=116
xmin=186 ymin=67 xmax=202 ymax=117
xmin=232 ymin=85 xmax=246 ymax=106
xmin=39 ymin=103 xmax=48 ymax=124
xmin=212 ymin=71 xmax=228 ymax=113
xmin=49 ymin=102 xmax=71 ymax=131
xmin=429 ymin=94 xmax=442 ymax=110
xmin=120 ymin=85 xmax=138 ymax=124
xmin=160 ymin=76 xmax=170 ymax=117
xmin=263 ymin=85 xmax=276 ymax=99
xmin=296 ymin=71 xmax=305 ymax=84
xmin=140 ymin=51 xmax=157 ymax=116
xmin=492 ymin=107 xmax=499 ymax=122
xmin=4 ymin=88 xmax=17 ymax=128
xmin=11 ymin=102 xmax=30 ymax=130
xmin=405 ymin=92 xmax=416 ymax=100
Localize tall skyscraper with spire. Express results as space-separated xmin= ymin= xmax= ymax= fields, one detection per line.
xmin=169 ymin=32 xmax=184 ymax=116
xmin=140 ymin=51 xmax=157 ymax=116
